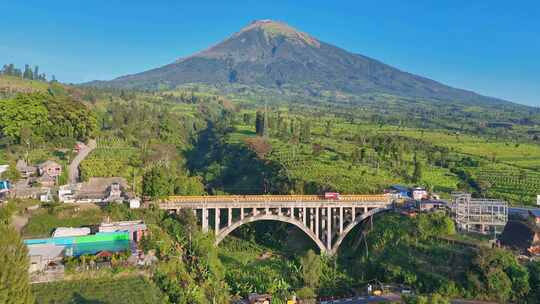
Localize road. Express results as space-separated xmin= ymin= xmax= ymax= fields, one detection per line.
xmin=322 ymin=296 xmax=498 ymax=304
xmin=321 ymin=295 xmax=401 ymax=304
xmin=68 ymin=139 xmax=96 ymax=184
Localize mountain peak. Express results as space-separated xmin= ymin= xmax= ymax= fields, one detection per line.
xmin=237 ymin=19 xmax=320 ymax=47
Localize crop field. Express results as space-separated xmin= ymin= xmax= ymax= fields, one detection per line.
xmin=229 ymin=115 xmax=461 ymax=195
xmin=394 ymin=129 xmax=540 ymax=170
xmin=470 ymin=164 xmax=540 ymax=204
xmin=80 ymin=137 xmax=140 ymax=182
xmin=32 ymin=276 xmax=167 ymax=304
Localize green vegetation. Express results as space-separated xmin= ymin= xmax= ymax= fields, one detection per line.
xmin=0 ymin=211 xmax=34 ymax=304
xmin=22 ymin=206 xmax=105 ymax=238
xmin=32 ymin=276 xmax=167 ymax=304
xmin=0 ymin=92 xmax=96 ymax=143
xmin=1 ymin=63 xmax=49 ymax=82
xmin=340 ymin=212 xmax=533 ymax=302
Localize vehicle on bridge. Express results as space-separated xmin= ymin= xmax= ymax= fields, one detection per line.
xmin=324 ymin=192 xmax=341 ymax=200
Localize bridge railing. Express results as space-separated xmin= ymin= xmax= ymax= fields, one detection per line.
xmin=160 ymin=194 xmax=390 ymax=204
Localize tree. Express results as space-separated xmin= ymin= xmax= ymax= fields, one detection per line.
xmin=325 ymin=120 xmax=332 ymax=137
xmin=33 ymin=66 xmax=39 ymax=81
xmin=22 ymin=64 xmax=33 ymax=80
xmin=351 ymin=147 xmax=361 ymax=164
xmin=300 ymin=120 xmax=311 ymax=143
xmin=412 ymin=154 xmax=423 ymax=183
xmin=0 ymin=224 xmax=34 ymax=303
xmin=527 ymin=261 xmax=540 ymax=302
xmin=300 ymin=250 xmax=322 ymax=289
xmin=142 ymin=165 xmax=173 ymax=199
xmin=255 ymin=110 xmax=265 ymax=137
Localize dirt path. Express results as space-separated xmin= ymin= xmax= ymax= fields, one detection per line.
xmin=68 ymin=139 xmax=96 ymax=184
xmin=11 ymin=214 xmax=28 ymax=232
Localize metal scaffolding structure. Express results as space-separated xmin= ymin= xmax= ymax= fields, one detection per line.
xmin=451 ymin=192 xmax=508 ymax=234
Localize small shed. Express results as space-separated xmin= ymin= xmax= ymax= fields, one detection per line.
xmin=129 ymin=198 xmax=141 ymax=209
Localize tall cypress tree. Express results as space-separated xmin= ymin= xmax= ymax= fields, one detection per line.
xmin=22 ymin=64 xmax=33 ymax=80
xmin=412 ymin=153 xmax=423 ymax=183
xmin=255 ymin=110 xmax=264 ymax=137
xmin=0 ymin=224 xmax=34 ymax=303
xmin=33 ymin=66 xmax=39 ymax=81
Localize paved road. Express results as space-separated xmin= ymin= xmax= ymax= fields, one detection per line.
xmin=323 ymin=296 xmax=497 ymax=304
xmin=321 ymin=295 xmax=401 ymax=304
xmin=68 ymin=139 xmax=96 ymax=184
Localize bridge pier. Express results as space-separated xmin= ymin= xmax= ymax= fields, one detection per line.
xmin=202 ymin=207 xmax=208 ymax=233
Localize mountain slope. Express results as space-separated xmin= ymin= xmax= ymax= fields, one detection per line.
xmin=90 ymin=20 xmax=511 ymax=106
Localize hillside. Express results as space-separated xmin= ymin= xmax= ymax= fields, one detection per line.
xmin=89 ymin=20 xmax=518 ymax=108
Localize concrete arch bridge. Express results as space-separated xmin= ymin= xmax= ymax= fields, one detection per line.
xmin=159 ymin=194 xmax=392 ymax=255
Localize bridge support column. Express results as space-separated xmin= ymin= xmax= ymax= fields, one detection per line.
xmin=339 ymin=207 xmax=343 ymax=234
xmin=215 ymin=208 xmax=220 ymax=236
xmin=303 ymin=207 xmax=307 ymax=225
xmin=315 ymin=208 xmax=319 ymax=238
xmin=240 ymin=208 xmax=244 ymax=220
xmin=202 ymin=208 xmax=208 ymax=233
xmin=228 ymin=208 xmax=232 ymax=226
xmin=290 ymin=208 xmax=294 ymax=219
xmin=310 ymin=209 xmax=315 ymax=232
xmin=352 ymin=207 xmax=356 ymax=221
xmin=327 ymin=207 xmax=332 ymax=249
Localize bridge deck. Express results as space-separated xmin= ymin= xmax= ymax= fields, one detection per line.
xmin=161 ymin=194 xmax=389 ymax=204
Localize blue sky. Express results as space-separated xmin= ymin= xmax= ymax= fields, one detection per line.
xmin=1 ymin=1 xmax=539 ymax=107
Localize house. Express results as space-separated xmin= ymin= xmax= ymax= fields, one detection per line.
xmin=248 ymin=294 xmax=272 ymax=304
xmin=37 ymin=175 xmax=56 ymax=188
xmin=0 ymin=164 xmax=9 ymax=176
xmin=39 ymin=188 xmax=53 ymax=202
xmin=412 ymin=187 xmax=428 ymax=200
xmin=99 ymin=220 xmax=147 ymax=242
xmin=74 ymin=142 xmax=85 ymax=153
xmin=388 ymin=185 xmax=411 ymax=199
xmin=529 ymin=210 xmax=540 ymax=225
xmin=27 ymin=243 xmax=65 ymax=273
xmin=38 ymin=160 xmax=62 ymax=178
xmin=500 ymin=220 xmax=540 ymax=255
xmin=16 ymin=160 xmax=37 ymax=177
xmin=417 ymin=200 xmax=447 ymax=212
xmin=59 ymin=177 xmax=131 ymax=204
xmin=0 ymin=180 xmax=10 ymax=194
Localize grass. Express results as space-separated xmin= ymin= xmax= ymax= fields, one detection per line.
xmin=22 ymin=206 xmax=105 ymax=238
xmin=31 ymin=275 xmax=167 ymax=304
xmin=0 ymin=75 xmax=49 ymax=93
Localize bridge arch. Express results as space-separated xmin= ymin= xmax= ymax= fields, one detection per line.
xmin=330 ymin=207 xmax=390 ymax=255
xmin=215 ymin=214 xmax=328 ymax=254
